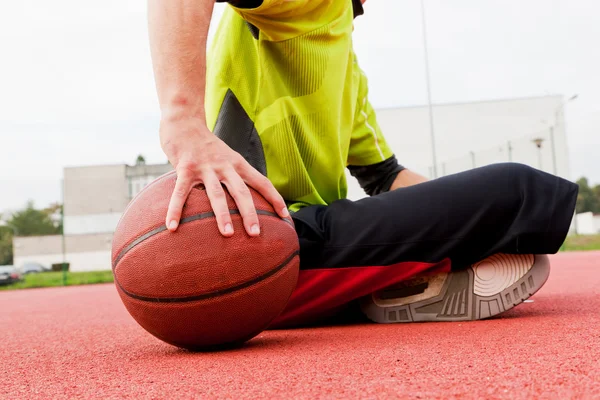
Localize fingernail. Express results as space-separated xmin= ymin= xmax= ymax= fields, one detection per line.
xmin=281 ymin=207 xmax=289 ymax=217
xmin=250 ymin=224 xmax=260 ymax=235
xmin=224 ymin=223 xmax=233 ymax=234
xmin=168 ymin=220 xmax=177 ymax=230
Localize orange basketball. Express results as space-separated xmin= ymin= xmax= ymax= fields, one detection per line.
xmin=111 ymin=171 xmax=299 ymax=350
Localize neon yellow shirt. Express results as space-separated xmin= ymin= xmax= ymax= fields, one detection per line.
xmin=206 ymin=0 xmax=393 ymax=211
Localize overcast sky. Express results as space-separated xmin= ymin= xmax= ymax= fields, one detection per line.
xmin=1 ymin=0 xmax=599 ymax=211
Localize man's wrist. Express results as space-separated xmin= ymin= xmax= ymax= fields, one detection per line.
xmin=159 ymin=112 xmax=211 ymax=153
xmin=161 ymin=95 xmax=206 ymax=123
xmin=390 ymin=169 xmax=429 ymax=190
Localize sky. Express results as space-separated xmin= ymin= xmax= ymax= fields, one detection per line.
xmin=1 ymin=0 xmax=599 ymax=212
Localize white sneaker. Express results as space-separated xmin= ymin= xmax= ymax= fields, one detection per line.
xmin=360 ymin=254 xmax=550 ymax=323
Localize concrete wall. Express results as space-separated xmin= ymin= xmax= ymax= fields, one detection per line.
xmin=64 ymin=212 xmax=122 ymax=235
xmin=64 ymin=164 xmax=129 ymax=216
xmin=14 ymin=163 xmax=172 ymax=272
xmin=13 ymin=233 xmax=113 ymax=272
xmin=13 ymin=235 xmax=63 ymax=257
xmin=573 ymin=212 xmax=600 ymax=235
xmin=14 ymin=251 xmax=112 ymax=272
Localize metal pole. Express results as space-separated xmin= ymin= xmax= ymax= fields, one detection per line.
xmin=10 ymin=226 xmax=18 ymax=266
xmin=61 ymin=179 xmax=67 ymax=286
xmin=552 ymin=94 xmax=578 ymax=178
xmin=549 ymin=126 xmax=557 ymax=175
xmin=537 ymin=147 xmax=543 ymax=170
xmin=507 ymin=141 xmax=513 ymax=162
xmin=420 ymin=0 xmax=438 ymax=178
xmin=470 ymin=151 xmax=476 ymax=169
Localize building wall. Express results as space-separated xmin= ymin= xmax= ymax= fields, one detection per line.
xmin=345 ymin=95 xmax=570 ymax=200
xmin=14 ymin=251 xmax=112 ymax=273
xmin=15 ymin=97 xmax=577 ymax=269
xmin=64 ymin=212 xmax=122 ymax=235
xmin=63 ymin=163 xmax=172 ymax=235
xmin=13 ymin=235 xmax=63 ymax=256
xmin=573 ymin=212 xmax=600 ymax=235
xmin=64 ymin=164 xmax=129 ymax=216
xmin=13 ymin=233 xmax=114 ymax=272
xmin=126 ymin=163 xmax=172 ymax=199
xmin=31 ymin=162 xmax=173 ymax=271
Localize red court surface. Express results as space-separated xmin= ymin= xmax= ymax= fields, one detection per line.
xmin=2 ymin=251 xmax=599 ymax=399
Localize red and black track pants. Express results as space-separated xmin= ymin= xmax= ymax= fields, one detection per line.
xmin=271 ymin=163 xmax=578 ymax=328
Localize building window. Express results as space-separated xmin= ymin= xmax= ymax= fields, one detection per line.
xmin=129 ymin=176 xmax=157 ymax=198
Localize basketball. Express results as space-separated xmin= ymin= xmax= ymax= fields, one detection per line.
xmin=111 ymin=171 xmax=300 ymax=350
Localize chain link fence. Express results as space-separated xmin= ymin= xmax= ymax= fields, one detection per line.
xmin=424 ymin=128 xmax=562 ymax=179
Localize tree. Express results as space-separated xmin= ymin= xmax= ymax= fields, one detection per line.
xmin=0 ymin=226 xmax=13 ymax=265
xmin=0 ymin=201 xmax=63 ymax=265
xmin=593 ymin=185 xmax=600 ymax=212
xmin=575 ymin=177 xmax=600 ymax=214
xmin=44 ymin=202 xmax=63 ymax=233
xmin=7 ymin=200 xmax=62 ymax=237
xmin=136 ymin=154 xmax=146 ymax=165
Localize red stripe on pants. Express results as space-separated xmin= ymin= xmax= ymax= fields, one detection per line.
xmin=270 ymin=259 xmax=451 ymax=328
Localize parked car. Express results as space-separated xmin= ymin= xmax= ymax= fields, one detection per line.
xmin=20 ymin=262 xmax=50 ymax=274
xmin=0 ymin=266 xmax=22 ymax=285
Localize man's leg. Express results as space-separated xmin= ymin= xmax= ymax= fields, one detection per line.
xmin=270 ymin=163 xmax=578 ymax=328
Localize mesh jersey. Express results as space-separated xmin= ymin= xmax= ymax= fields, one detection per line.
xmin=205 ymin=0 xmax=393 ymax=211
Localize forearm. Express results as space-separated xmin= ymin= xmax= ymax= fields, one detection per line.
xmin=147 ymin=0 xmax=214 ymax=128
xmin=390 ymin=169 xmax=428 ymax=190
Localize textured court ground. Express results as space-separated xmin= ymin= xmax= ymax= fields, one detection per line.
xmin=2 ymin=251 xmax=599 ymax=399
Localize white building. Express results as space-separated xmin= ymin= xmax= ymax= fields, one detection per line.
xmin=573 ymin=212 xmax=600 ymax=235
xmin=346 ymin=94 xmax=571 ymax=200
xmin=13 ymin=161 xmax=172 ymax=272
xmin=13 ymin=95 xmax=578 ymax=271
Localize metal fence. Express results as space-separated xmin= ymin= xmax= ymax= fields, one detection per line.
xmin=423 ymin=128 xmax=562 ymax=179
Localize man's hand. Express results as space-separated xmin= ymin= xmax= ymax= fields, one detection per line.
xmin=390 ymin=169 xmax=429 ymax=190
xmin=161 ymin=116 xmax=289 ymax=237
xmin=148 ymin=0 xmax=287 ymax=237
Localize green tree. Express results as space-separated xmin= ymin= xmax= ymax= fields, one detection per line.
xmin=0 ymin=226 xmax=13 ymax=265
xmin=576 ymin=177 xmax=600 ymax=214
xmin=7 ymin=201 xmax=62 ymax=237
xmin=136 ymin=154 xmax=146 ymax=165
xmin=45 ymin=202 xmax=64 ymax=233
xmin=593 ymin=185 xmax=600 ymax=213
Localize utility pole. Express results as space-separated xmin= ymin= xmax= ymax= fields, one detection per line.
xmin=549 ymin=126 xmax=557 ymax=175
xmin=61 ymin=179 xmax=67 ymax=286
xmin=420 ymin=0 xmax=438 ymax=178
xmin=532 ymin=138 xmax=544 ymax=171
xmin=553 ymin=94 xmax=579 ymax=234
xmin=551 ymin=94 xmax=578 ymax=177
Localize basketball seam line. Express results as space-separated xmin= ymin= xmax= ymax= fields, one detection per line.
xmin=114 ymin=250 xmax=299 ymax=303
xmin=112 ymin=209 xmax=292 ymax=268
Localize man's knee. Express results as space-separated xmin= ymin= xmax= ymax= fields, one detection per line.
xmin=485 ymin=162 xmax=538 ymax=187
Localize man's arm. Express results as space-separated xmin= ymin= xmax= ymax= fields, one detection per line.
xmin=147 ymin=0 xmax=288 ymax=236
xmin=390 ymin=169 xmax=429 ymax=190
xmin=348 ymin=156 xmax=428 ymax=196
xmin=148 ymin=0 xmax=213 ymax=125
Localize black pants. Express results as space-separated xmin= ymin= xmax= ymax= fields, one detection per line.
xmin=292 ymin=163 xmax=578 ymax=271
xmin=271 ymin=163 xmax=578 ymax=327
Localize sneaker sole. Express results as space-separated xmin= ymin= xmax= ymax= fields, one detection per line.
xmin=360 ymin=254 xmax=550 ymax=323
